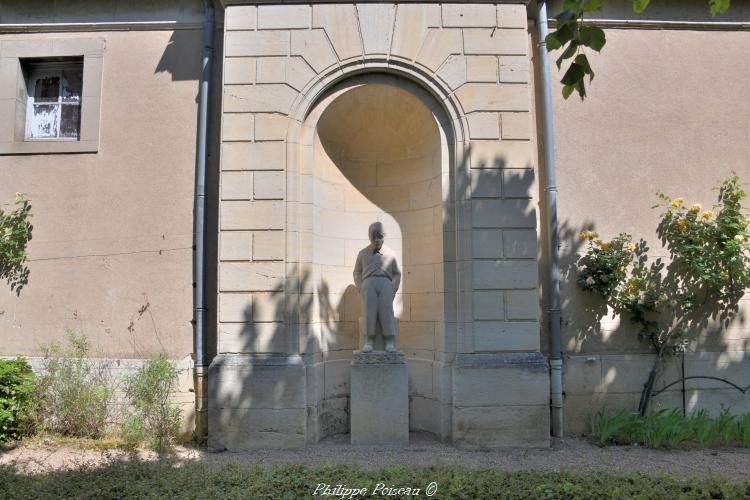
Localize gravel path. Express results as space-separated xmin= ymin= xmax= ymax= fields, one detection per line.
xmin=2 ymin=433 xmax=749 ymax=481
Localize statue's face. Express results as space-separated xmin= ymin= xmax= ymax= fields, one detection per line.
xmin=370 ymin=231 xmax=385 ymax=251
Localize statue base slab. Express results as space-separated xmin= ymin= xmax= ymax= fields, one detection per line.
xmin=350 ymin=351 xmax=409 ymax=446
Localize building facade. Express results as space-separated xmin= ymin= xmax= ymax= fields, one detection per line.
xmin=1 ymin=0 xmax=748 ymax=447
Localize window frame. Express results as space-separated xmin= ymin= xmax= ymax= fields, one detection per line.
xmin=24 ymin=59 xmax=84 ymax=141
xmin=0 ymin=38 xmax=104 ymax=155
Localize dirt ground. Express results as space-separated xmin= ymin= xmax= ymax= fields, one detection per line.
xmin=2 ymin=433 xmax=749 ymax=481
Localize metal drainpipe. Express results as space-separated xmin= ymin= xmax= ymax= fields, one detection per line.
xmin=537 ymin=0 xmax=564 ymax=438
xmin=193 ymin=0 xmax=214 ymax=443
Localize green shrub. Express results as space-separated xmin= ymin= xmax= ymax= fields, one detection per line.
xmin=122 ymin=355 xmax=182 ymax=451
xmin=0 ymin=357 xmax=36 ymax=442
xmin=35 ymin=331 xmax=113 ymax=438
xmin=593 ymin=408 xmax=750 ymax=449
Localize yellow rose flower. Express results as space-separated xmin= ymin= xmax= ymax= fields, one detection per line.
xmin=676 ymin=219 xmax=688 ymax=233
xmin=626 ymin=242 xmax=636 ymax=251
xmin=690 ymin=203 xmax=701 ymax=213
xmin=670 ymin=197 xmax=684 ymax=207
xmin=14 ymin=192 xmax=22 ymax=201
xmin=700 ymin=210 xmax=713 ymax=220
xmin=734 ymin=234 xmax=744 ymax=242
xmin=585 ymin=277 xmax=595 ymax=286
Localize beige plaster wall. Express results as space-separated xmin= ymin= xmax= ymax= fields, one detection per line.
xmin=0 ymin=28 xmax=203 ymax=360
xmin=547 ymin=25 xmax=750 ymax=431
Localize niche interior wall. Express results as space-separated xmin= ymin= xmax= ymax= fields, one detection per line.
xmin=209 ymin=2 xmax=549 ymax=449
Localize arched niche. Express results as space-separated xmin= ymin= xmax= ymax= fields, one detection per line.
xmin=290 ymin=73 xmax=457 ymax=441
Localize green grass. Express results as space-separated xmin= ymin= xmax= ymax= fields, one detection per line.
xmin=592 ymin=408 xmax=750 ymax=449
xmin=0 ymin=461 xmax=748 ymax=499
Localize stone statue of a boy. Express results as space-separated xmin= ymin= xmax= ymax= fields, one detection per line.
xmin=353 ymin=222 xmax=401 ymax=353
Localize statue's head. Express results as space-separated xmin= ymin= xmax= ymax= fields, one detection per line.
xmin=368 ymin=222 xmax=385 ymax=251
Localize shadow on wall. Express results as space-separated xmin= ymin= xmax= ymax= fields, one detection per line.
xmin=558 ymin=214 xmax=750 ymax=418
xmin=154 ymin=30 xmax=203 ymax=85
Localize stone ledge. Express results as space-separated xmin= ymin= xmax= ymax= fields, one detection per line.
xmin=352 ymin=351 xmax=406 ymax=365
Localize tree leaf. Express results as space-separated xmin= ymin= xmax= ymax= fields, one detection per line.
xmin=561 ymin=62 xmax=586 ymax=86
xmin=562 ymin=84 xmax=575 ymax=100
xmin=709 ymin=0 xmax=731 ymax=16
xmin=556 ymin=41 xmax=580 ymax=69
xmin=579 ymin=26 xmax=606 ymax=51
xmin=632 ymin=0 xmax=651 ymax=13
xmin=575 ymin=53 xmax=595 ymax=81
xmin=583 ymin=0 xmax=604 ymax=11
xmin=545 ymin=33 xmax=564 ymax=51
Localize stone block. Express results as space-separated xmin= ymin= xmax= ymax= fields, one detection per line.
xmin=436 ymin=55 xmax=467 ymax=90
xmin=463 ymin=28 xmax=527 ymax=56
xmin=563 ymin=355 xmax=603 ymax=396
xmin=226 ymin=5 xmax=257 ymax=31
xmin=403 ymin=264 xmax=435 ymax=293
xmin=350 ymin=352 xmax=409 ymax=446
xmin=224 ymin=84 xmax=298 ymax=114
xmin=415 ymin=28 xmax=462 ymax=72
xmin=218 ymin=322 xmax=286 ymax=354
xmin=473 ymin=259 xmax=538 ymax=289
xmin=219 ymin=292 xmax=253 ymax=323
xmin=410 ymin=293 xmax=442 ymax=322
xmin=254 ymin=113 xmax=288 ymax=141
xmin=466 ymin=56 xmax=497 ymax=83
xmin=499 ymin=55 xmax=530 ymax=83
xmin=225 ymin=31 xmax=289 ymax=57
xmin=209 ymin=355 xmax=305 ymax=409
xmin=472 ymin=291 xmax=505 ymax=320
xmin=503 ymin=229 xmax=537 ymax=258
xmin=221 ymin=200 xmax=284 ymax=230
xmin=391 ymin=4 xmax=441 ymax=61
xmin=209 ymin=407 xmax=305 ymax=450
xmin=505 ymin=290 xmax=539 ymax=320
xmin=255 ymin=57 xmax=286 ymax=84
xmin=502 ymin=168 xmax=535 ymax=198
xmin=442 ymin=4 xmax=496 ymax=27
xmin=456 ymin=83 xmax=530 ymax=113
xmin=291 ymin=30 xmax=339 ymax=73
xmin=399 ymin=322 xmax=435 ymax=350
xmin=473 ymin=321 xmax=540 ymax=351
xmin=497 ymin=4 xmax=528 ymax=29
xmin=221 ymin=171 xmax=253 ymax=201
xmin=467 ymin=112 xmax=500 ymax=139
xmin=313 ymin=4 xmax=362 ymax=60
xmin=320 ymin=396 xmax=350 ymax=437
xmin=220 ymin=262 xmax=284 ymax=292
xmin=250 ymin=292 xmax=285 ymax=322
xmin=254 ymin=171 xmax=285 ymax=200
xmin=220 ymin=231 xmax=253 ymax=261
xmin=453 ymin=353 xmax=548 ymax=406
xmin=472 ymin=229 xmax=503 ymax=259
xmin=357 ymin=4 xmax=396 ymax=55
xmin=472 ymin=199 xmax=535 ymax=228
xmin=223 ymin=113 xmax=254 ymax=141
xmin=224 ymin=57 xmax=256 ymax=85
xmin=471 ymin=168 xmax=502 ymax=198
xmin=564 ymin=392 xmax=638 ymax=435
xmin=407 ymin=358 xmax=434 ymax=398
xmin=470 ymin=139 xmax=533 ymax=169
xmin=324 ymin=358 xmax=351 ymax=399
xmin=501 ymin=112 xmax=531 ymax=140
xmin=222 ymin=142 xmax=286 ymax=171
xmin=286 ymin=57 xmax=317 ymax=91
xmin=253 ymin=231 xmax=284 ymax=261
xmin=453 ymin=405 xmax=549 ymax=448
xmin=257 ymin=5 xmax=310 ymax=30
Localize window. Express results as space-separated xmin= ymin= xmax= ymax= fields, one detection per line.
xmin=24 ymin=58 xmax=84 ymax=140
xmin=0 ymin=38 xmax=104 ymax=155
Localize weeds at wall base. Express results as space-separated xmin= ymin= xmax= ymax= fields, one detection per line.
xmin=591 ymin=408 xmax=750 ymax=449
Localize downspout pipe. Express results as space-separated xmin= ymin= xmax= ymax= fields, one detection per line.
xmin=536 ymin=0 xmax=564 ymax=438
xmin=193 ymin=0 xmax=214 ymax=442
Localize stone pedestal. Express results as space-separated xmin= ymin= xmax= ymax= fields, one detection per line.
xmin=350 ymin=351 xmax=409 ymax=446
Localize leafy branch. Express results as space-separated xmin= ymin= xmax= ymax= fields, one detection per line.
xmin=0 ymin=193 xmax=33 ymax=294
xmin=546 ymin=0 xmax=732 ymax=100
